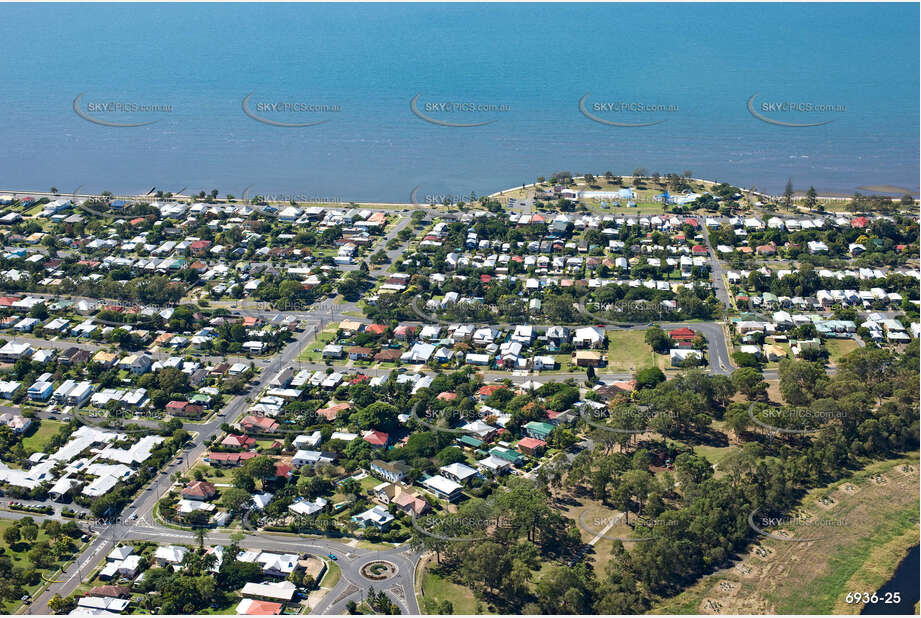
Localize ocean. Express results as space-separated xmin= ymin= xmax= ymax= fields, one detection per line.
xmin=0 ymin=3 xmax=917 ymax=202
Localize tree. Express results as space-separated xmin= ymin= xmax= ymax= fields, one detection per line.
xmin=635 ymin=366 xmax=665 ymax=390
xmin=3 ymin=526 xmax=20 ymax=546
xmin=48 ymin=594 xmax=76 ymax=614
xmin=586 ymin=365 xmax=597 ymax=386
xmin=783 ymin=178 xmax=793 ymax=208
xmin=644 ymin=326 xmax=670 ymax=354
xmin=220 ymin=487 xmax=252 ymax=513
xmin=778 ymin=358 xmax=826 ymax=405
xmin=805 ymin=186 xmax=817 ymax=209
xmin=20 ymin=524 xmax=38 ymax=544
xmin=731 ymin=367 xmax=768 ymax=400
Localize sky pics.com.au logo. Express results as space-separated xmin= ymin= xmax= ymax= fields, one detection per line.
xmin=747 ymin=92 xmax=846 ymax=127
xmin=73 ymin=93 xmax=172 ymax=127
xmin=242 ymin=92 xmax=341 ymax=127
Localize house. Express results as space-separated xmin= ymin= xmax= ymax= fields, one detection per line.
xmin=222 ymin=434 xmax=256 ymax=449
xmin=241 ymin=581 xmax=297 ymax=603
xmin=0 ymin=412 xmax=31 ymax=433
xmin=154 ymin=545 xmax=188 ymax=566
xmin=321 ymin=344 xmax=344 ymax=359
xmin=27 ymin=377 xmax=54 ymax=401
xmin=370 ymin=459 xmax=411 ymax=483
xmin=668 ymin=327 xmax=696 ymax=344
xmin=573 ymin=326 xmax=605 ymax=348
xmin=236 ymin=599 xmax=283 ymax=615
xmin=517 ymin=437 xmax=547 ymax=456
xmin=119 ymin=353 xmax=153 ymax=375
xmin=524 ymin=421 xmax=554 ymax=441
xmin=351 ymin=505 xmax=395 ymax=529
xmin=392 ymin=490 xmax=431 ymax=517
xmin=292 ymin=449 xmax=335 ymax=468
xmin=288 ymin=496 xmax=328 ymax=516
xmin=206 ymin=451 xmax=258 ymax=466
xmin=438 ymin=462 xmax=479 ymax=485
xmin=0 ymin=341 xmax=32 ymax=362
xmin=670 ymin=348 xmax=703 ymax=367
xmin=240 ymin=415 xmax=279 ymax=433
xmin=572 ymin=349 xmax=605 ymax=367
xmin=363 ymin=430 xmax=389 ymax=448
xmin=422 ymin=475 xmax=464 ymax=502
xmin=182 ymin=480 xmax=217 ymax=501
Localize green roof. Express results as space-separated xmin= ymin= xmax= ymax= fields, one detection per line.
xmin=457 ymin=435 xmax=483 ymax=448
xmin=524 ymin=421 xmax=554 ymax=436
xmin=489 ymin=447 xmax=522 ymax=463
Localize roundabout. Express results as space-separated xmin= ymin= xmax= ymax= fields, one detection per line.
xmin=359 ymin=560 xmax=398 ymax=581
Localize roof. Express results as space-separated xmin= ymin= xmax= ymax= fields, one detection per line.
xmin=363 ymin=430 xmax=389 ymax=446
xmin=182 ymin=480 xmax=217 ymax=498
xmin=518 ymin=437 xmax=547 ymax=450
xmin=241 ymin=581 xmax=297 ymax=601
xmin=236 ymin=599 xmax=283 ymax=615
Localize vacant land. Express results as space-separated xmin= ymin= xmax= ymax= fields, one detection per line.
xmin=297 ymin=328 xmax=338 ymax=362
xmin=651 ymin=454 xmax=920 ymax=615
xmin=825 ymin=338 xmax=860 ymax=366
xmin=21 ymin=418 xmax=66 ymax=454
xmin=606 ymin=330 xmax=658 ymax=373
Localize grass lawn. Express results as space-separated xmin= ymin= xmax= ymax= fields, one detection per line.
xmin=21 ymin=418 xmax=66 ymax=454
xmin=825 ymin=338 xmax=859 ymax=366
xmin=188 ymin=463 xmax=231 ymax=485
xmin=692 ymin=444 xmax=738 ymax=469
xmin=319 ymin=560 xmax=341 ymax=589
xmin=420 ymin=567 xmax=480 ymax=614
xmin=296 ymin=328 xmax=338 ymax=362
xmin=651 ymin=454 xmax=920 ymax=615
xmin=606 ymin=330 xmax=657 ymax=373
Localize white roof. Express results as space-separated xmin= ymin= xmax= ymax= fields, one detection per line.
xmin=422 ymin=474 xmax=463 ymax=495
xmin=241 ymin=581 xmax=296 ymax=601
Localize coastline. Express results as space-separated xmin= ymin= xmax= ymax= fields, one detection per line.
xmin=2 ymin=174 xmax=914 ymax=208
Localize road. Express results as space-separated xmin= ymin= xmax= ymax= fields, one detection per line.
xmin=24 ymin=297 xmax=420 ymax=615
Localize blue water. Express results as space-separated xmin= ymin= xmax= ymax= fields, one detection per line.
xmin=0 ymin=3 xmax=917 ymax=201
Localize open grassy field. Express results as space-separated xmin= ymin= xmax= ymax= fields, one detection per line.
xmin=606 ymin=329 xmax=658 ymax=373
xmin=825 ymin=338 xmax=860 ymax=366
xmin=650 ymin=454 xmax=920 ymax=615
xmin=21 ymin=418 xmax=66 ymax=454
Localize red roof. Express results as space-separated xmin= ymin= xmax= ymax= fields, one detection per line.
xmin=317 ymin=403 xmax=350 ymax=421
xmin=240 ymin=415 xmax=279 ymax=433
xmin=691 ymin=245 xmax=708 ymax=254
xmin=365 ymin=324 xmax=388 ymax=335
xmin=240 ymin=600 xmax=283 ymax=615
xmin=477 ymin=384 xmax=505 ymax=397
xmin=669 ymin=327 xmax=696 ymax=340
xmin=275 ymin=463 xmax=292 ymax=478
xmin=851 ymin=217 xmax=869 ymax=228
xmin=684 ymin=217 xmax=699 ymax=227
xmin=166 ymin=400 xmax=188 ymax=410
xmin=363 ymin=430 xmax=389 ymax=446
xmin=221 ymin=434 xmax=255 ymax=448
xmin=480 ymin=274 xmax=492 ymax=283
xmin=518 ymin=437 xmax=547 ymax=450
xmin=181 ymin=480 xmax=217 ymax=499
xmin=436 ymin=392 xmax=457 ymax=401
xmin=206 ymin=451 xmax=257 ymax=464
xmin=0 ymin=297 xmax=20 ymax=307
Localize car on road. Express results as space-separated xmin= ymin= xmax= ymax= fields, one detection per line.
xmin=327 ymin=553 xmax=337 ymax=560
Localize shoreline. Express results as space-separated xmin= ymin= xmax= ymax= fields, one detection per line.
xmin=1 ymin=175 xmax=916 ymax=207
